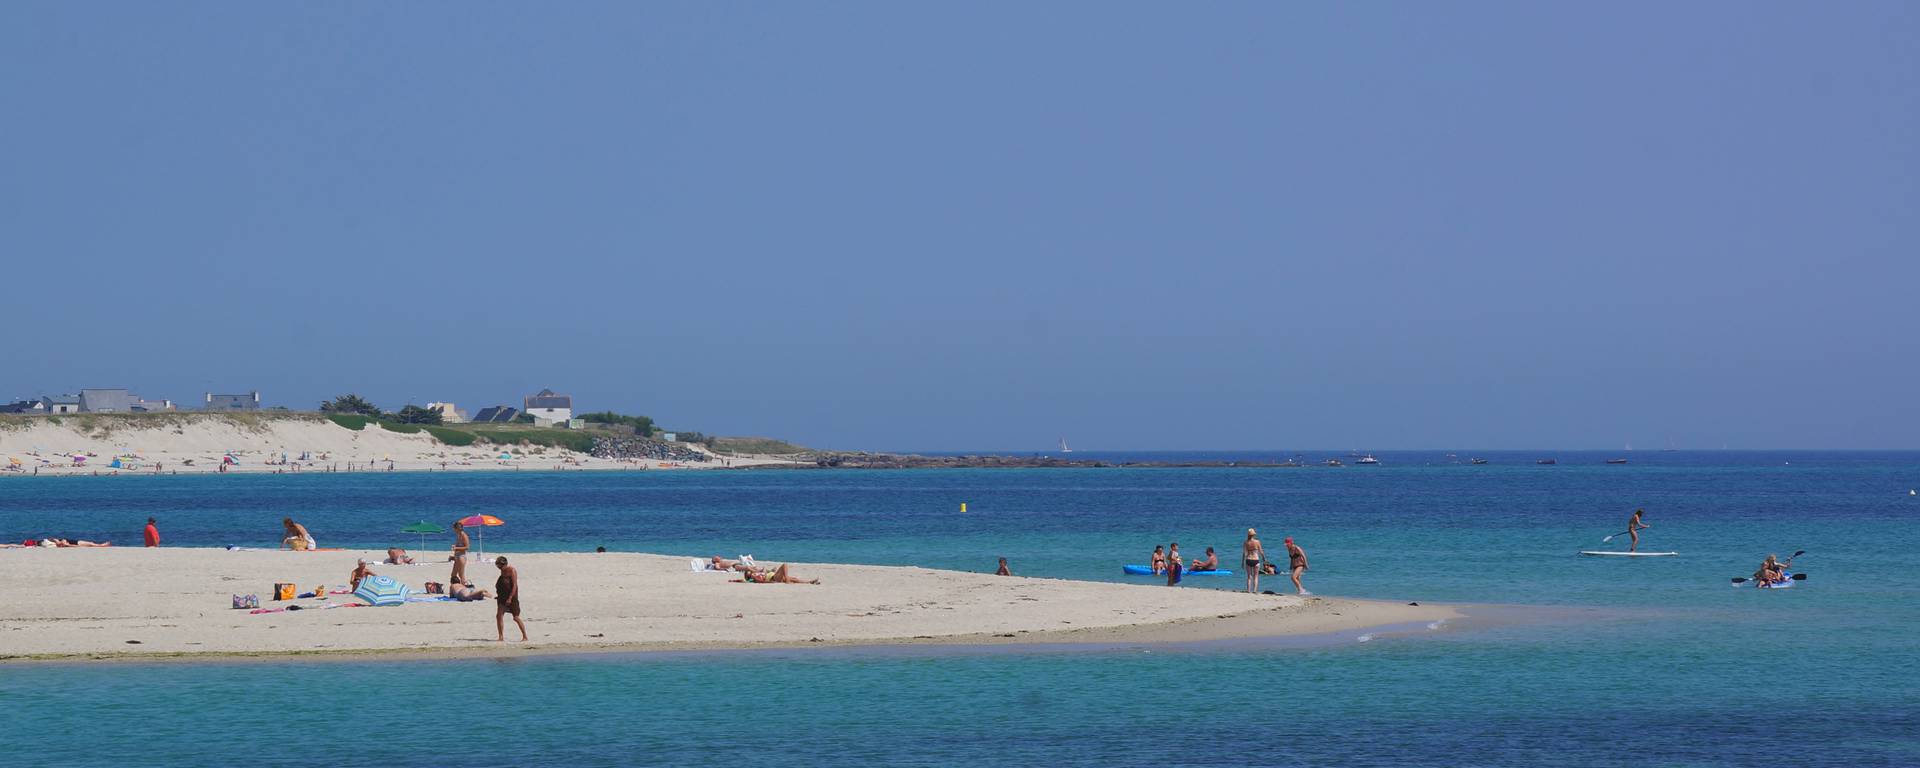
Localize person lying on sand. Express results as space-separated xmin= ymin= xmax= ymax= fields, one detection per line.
xmin=449 ymin=584 xmax=492 ymax=602
xmin=350 ymin=560 xmax=376 ymax=589
xmin=42 ymin=538 xmax=112 ymax=548
xmin=739 ymin=564 xmax=819 ymax=584
xmin=385 ymin=548 xmax=415 ymax=565
xmin=709 ymin=556 xmax=751 ymax=572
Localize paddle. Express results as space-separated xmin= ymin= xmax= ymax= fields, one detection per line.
xmin=1730 ymin=550 xmax=1808 ymax=585
xmin=1602 ymin=519 xmax=1650 ymax=543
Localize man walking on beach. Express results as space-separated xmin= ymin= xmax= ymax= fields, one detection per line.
xmin=495 ymin=556 xmax=527 ymax=642
xmin=143 ymin=517 xmax=160 ymax=548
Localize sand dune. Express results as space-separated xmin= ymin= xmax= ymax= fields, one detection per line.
xmin=0 ymin=415 xmax=793 ymax=475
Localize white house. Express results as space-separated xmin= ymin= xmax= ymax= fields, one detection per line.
xmin=523 ymin=389 xmax=573 ymax=427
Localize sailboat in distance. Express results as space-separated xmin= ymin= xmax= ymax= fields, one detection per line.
xmin=1059 ymin=437 xmax=1072 ymax=454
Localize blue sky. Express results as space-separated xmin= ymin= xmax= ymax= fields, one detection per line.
xmin=3 ymin=3 xmax=1916 ymax=450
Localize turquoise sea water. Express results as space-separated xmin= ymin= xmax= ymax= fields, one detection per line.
xmin=4 ymin=452 xmax=1918 ymax=766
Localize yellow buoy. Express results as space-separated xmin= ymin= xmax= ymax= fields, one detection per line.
xmin=960 ymin=502 xmax=968 ymax=513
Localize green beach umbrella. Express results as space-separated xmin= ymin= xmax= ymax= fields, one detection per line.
xmin=400 ymin=520 xmax=445 ymax=550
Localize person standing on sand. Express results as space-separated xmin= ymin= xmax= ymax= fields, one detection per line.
xmin=1284 ymin=537 xmax=1310 ymax=595
xmin=1626 ymin=509 xmax=1650 ymax=552
xmin=143 ymin=517 xmax=160 ymax=548
xmin=1165 ymin=542 xmax=1183 ymax=586
xmin=495 ymin=556 xmax=527 ymax=642
xmin=451 ymin=520 xmax=470 ymax=561
xmin=1242 ymin=528 xmax=1263 ymax=593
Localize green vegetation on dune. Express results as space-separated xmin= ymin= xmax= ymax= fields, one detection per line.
xmin=577 ymin=411 xmax=655 ymax=435
xmin=709 ymin=436 xmax=813 ymax=455
xmin=460 ymin=426 xmax=596 ymax=452
xmin=422 ymin=426 xmax=478 ymax=446
xmin=4 ymin=411 xmax=318 ymax=436
xmin=325 ymin=414 xmax=370 ymax=430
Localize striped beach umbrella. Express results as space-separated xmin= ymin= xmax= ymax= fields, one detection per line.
xmin=352 ymin=574 xmax=411 ymax=607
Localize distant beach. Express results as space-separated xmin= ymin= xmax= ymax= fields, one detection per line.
xmin=0 ymin=414 xmax=802 ymax=477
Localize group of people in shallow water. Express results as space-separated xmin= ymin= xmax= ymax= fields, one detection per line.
xmin=1149 ymin=529 xmax=1310 ymax=595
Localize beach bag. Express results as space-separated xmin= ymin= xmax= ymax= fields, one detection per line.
xmin=232 ymin=594 xmax=259 ymax=609
xmin=274 ymin=583 xmax=296 ymax=601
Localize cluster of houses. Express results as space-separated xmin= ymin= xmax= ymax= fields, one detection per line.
xmin=3 ymin=387 xmax=598 ymax=430
xmin=413 ymin=389 xmax=580 ymax=428
xmin=1 ymin=389 xmax=259 ymax=415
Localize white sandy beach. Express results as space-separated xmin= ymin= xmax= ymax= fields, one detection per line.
xmin=0 ymin=548 xmax=1459 ymax=661
xmin=0 ymin=417 xmax=798 ymax=476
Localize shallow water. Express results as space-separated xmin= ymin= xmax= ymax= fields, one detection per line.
xmin=4 ymin=451 xmax=1918 ymax=765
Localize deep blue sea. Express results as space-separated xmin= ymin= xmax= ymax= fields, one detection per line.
xmin=4 ymin=451 xmax=1918 ymax=766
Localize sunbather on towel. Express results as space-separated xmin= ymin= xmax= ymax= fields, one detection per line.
xmin=709 ymin=556 xmax=752 ymax=572
xmin=449 ymin=584 xmax=492 ymax=602
xmin=385 ymin=548 xmax=415 ymax=565
xmin=44 ymin=537 xmax=111 ymax=547
xmin=740 ymin=563 xmax=820 ymax=584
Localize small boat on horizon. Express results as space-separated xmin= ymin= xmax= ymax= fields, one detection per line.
xmin=1470 ymin=458 xmax=1489 ymax=465
xmin=1537 ymin=458 xmax=1557 ymax=465
xmin=1058 ymin=437 xmax=1072 ymax=454
xmin=1325 ymin=459 xmax=1345 ymax=467
xmin=1606 ymin=458 xmax=1629 ymax=465
xmin=1355 ymin=455 xmax=1380 ymax=465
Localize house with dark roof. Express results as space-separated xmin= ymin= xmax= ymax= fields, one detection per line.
xmin=205 ymin=391 xmax=261 ymax=411
xmin=1 ymin=400 xmax=45 ymax=414
xmin=472 ymin=406 xmax=518 ymax=423
xmin=80 ymin=389 xmax=133 ymax=413
xmin=523 ymin=389 xmax=573 ymax=426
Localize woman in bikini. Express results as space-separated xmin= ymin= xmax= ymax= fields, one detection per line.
xmin=1150 ymin=545 xmax=1167 ymax=576
xmin=1243 ymin=528 xmax=1264 ymax=593
xmin=742 ymin=563 xmax=820 ymax=584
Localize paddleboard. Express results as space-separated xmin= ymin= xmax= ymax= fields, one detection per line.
xmin=1578 ymin=551 xmax=1678 ymax=557
xmin=1121 ymin=565 xmax=1235 ymax=576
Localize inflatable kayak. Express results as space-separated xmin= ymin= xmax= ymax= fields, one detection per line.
xmin=1758 ymin=571 xmax=1796 ymax=589
xmin=1578 ymin=551 xmax=1678 ymax=557
xmin=1121 ymin=565 xmax=1234 ymax=576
